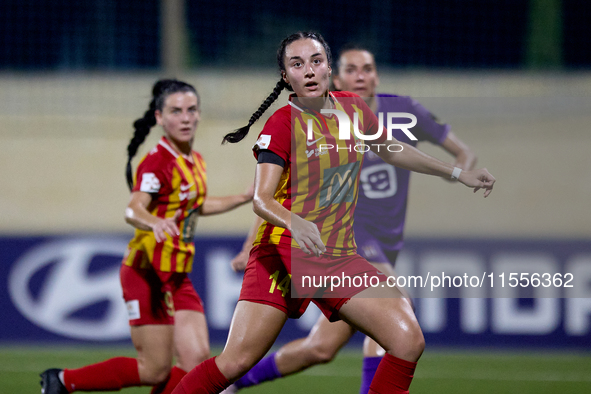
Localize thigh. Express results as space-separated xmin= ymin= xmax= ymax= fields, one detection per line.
xmin=301 ymin=313 xmax=355 ymax=352
xmin=338 ymin=291 xmax=423 ymax=361
xmin=239 ymin=244 xmax=310 ymax=318
xmin=275 ymin=313 xmax=355 ymax=374
xmin=173 ymin=310 xmax=210 ymax=371
xmin=216 ymin=300 xmax=288 ymax=381
xmin=131 ymin=324 xmax=175 ymax=382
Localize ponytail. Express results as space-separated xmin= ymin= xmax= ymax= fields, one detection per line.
xmin=126 ymin=79 xmax=198 ymax=190
xmin=222 ymin=79 xmax=287 ymax=144
xmin=126 ymin=101 xmax=157 ymax=190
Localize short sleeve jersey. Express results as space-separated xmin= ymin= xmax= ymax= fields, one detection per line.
xmin=123 ymin=136 xmax=207 ymax=272
xmin=354 ymin=94 xmax=450 ymax=252
xmin=252 ymin=91 xmax=384 ymax=256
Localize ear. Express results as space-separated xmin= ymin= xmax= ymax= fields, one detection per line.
xmin=332 ymin=74 xmax=342 ymax=91
xmin=155 ymin=110 xmax=163 ymax=126
xmin=281 ymin=71 xmax=289 ymax=86
xmin=328 ymin=65 xmax=332 ymax=77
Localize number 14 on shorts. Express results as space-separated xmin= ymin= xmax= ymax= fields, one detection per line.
xmin=269 ymin=270 xmax=291 ymax=297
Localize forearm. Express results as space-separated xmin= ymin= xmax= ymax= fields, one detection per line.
xmin=201 ymin=193 xmax=251 ymax=216
xmin=376 ymin=142 xmax=455 ymax=179
xmin=453 ymin=150 xmax=477 ymax=171
xmin=125 ymin=206 xmax=159 ymax=231
xmin=441 ymin=131 xmax=477 ymax=170
xmin=252 ymin=195 xmax=292 ymax=231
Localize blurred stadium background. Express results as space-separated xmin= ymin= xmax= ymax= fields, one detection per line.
xmin=1 ymin=0 xmax=590 ymax=393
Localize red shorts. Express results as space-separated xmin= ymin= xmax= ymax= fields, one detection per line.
xmin=120 ymin=264 xmax=204 ymax=326
xmin=239 ymin=244 xmax=381 ymax=322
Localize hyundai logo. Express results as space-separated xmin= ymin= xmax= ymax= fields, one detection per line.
xmin=8 ymin=238 xmax=131 ymax=340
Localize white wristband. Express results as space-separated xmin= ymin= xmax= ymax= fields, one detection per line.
xmin=451 ymin=167 xmax=462 ymax=180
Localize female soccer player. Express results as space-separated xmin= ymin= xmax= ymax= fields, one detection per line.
xmin=172 ymin=32 xmax=494 ymax=394
xmin=227 ymin=45 xmax=478 ymax=394
xmin=40 ymin=79 xmax=253 ymax=394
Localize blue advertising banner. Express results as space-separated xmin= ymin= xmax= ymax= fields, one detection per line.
xmin=1 ymin=236 xmax=590 ymax=348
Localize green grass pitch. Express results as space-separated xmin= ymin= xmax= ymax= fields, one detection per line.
xmin=2 ymin=345 xmax=590 ymax=393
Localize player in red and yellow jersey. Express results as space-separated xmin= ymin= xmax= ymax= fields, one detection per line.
xmin=252 ymin=90 xmax=381 ymax=258
xmin=173 ymin=33 xmax=494 ymax=394
xmin=40 ymin=79 xmax=253 ymax=394
xmin=124 ymin=135 xmax=208 ymax=274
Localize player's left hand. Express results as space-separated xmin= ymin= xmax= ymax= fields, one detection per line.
xmin=230 ymin=248 xmax=250 ymax=272
xmin=459 ymin=168 xmax=495 ymax=197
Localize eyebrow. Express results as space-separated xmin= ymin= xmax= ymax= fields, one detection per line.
xmin=345 ymin=62 xmax=374 ymax=68
xmin=289 ymin=53 xmax=322 ymax=61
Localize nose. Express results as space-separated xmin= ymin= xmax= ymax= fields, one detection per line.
xmin=304 ymin=62 xmax=315 ymax=77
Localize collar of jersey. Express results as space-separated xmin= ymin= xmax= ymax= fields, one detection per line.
xmin=159 ymin=137 xmax=179 ymax=158
xmin=288 ymin=92 xmax=339 ymax=115
xmin=159 ymin=136 xmax=194 ymax=162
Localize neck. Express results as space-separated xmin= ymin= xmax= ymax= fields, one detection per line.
xmin=166 ymin=136 xmax=192 ymax=157
xmin=295 ymin=91 xmax=332 ymax=112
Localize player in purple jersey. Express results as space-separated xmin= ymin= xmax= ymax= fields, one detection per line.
xmin=224 ymin=45 xmax=477 ymax=394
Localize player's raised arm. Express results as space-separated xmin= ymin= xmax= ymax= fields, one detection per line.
xmin=371 ymin=141 xmax=495 ymax=197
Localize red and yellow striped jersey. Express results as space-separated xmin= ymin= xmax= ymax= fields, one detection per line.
xmin=123 ymin=136 xmax=207 ymax=272
xmin=252 ymin=91 xmax=384 ymax=256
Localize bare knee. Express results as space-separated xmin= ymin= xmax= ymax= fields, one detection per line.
xmin=304 ymin=341 xmax=339 ymax=365
xmin=218 ymin=352 xmax=261 ymax=380
xmin=176 ymin=344 xmax=210 ymax=372
xmin=387 ymin=327 xmax=425 ymax=362
xmin=138 ymin=359 xmax=171 ymax=385
xmin=410 ymin=332 xmax=425 ymax=360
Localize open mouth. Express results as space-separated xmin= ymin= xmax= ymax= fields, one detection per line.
xmin=305 ymin=82 xmax=318 ymax=89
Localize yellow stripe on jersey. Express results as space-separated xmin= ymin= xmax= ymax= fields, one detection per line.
xmin=184 ymin=243 xmax=196 ymax=272
xmin=124 ymin=248 xmax=137 ymax=267
xmin=158 ymin=243 xmax=172 ymax=272
xmin=193 ymin=153 xmax=208 ymax=197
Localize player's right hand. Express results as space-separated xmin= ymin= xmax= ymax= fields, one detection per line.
xmin=152 ymin=209 xmax=181 ymax=242
xmin=290 ymin=215 xmax=326 ymax=257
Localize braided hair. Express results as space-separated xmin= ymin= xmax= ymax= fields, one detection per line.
xmin=222 ymin=31 xmax=332 ymax=144
xmin=126 ymin=79 xmax=199 ymax=190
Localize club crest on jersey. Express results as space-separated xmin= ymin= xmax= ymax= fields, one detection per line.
xmin=140 ymin=173 xmax=161 ymax=193
xmin=254 ymin=134 xmax=272 ymax=150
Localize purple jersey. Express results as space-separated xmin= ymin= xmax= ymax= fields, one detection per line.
xmin=354 ymin=94 xmax=450 ymax=263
